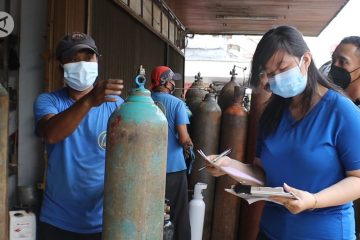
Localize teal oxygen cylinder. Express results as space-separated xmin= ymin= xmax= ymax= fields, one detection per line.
xmin=102 ymin=69 xmax=168 ymax=240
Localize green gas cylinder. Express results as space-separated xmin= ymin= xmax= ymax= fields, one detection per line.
xmin=103 ymin=74 xmax=168 ymax=240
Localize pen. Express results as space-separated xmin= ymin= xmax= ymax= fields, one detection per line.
xmin=197 ymin=148 xmax=232 ymax=171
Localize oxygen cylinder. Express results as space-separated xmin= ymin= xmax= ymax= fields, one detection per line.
xmin=189 ymin=183 xmax=207 ymax=240
xmin=184 ymin=102 xmax=193 ymax=135
xmin=0 ymin=84 xmax=9 ymax=240
xmin=212 ymin=86 xmax=248 ymax=240
xmin=185 ymin=72 xmax=207 ymax=114
xmin=185 ymin=103 xmax=193 ymax=121
xmin=244 ymin=88 xmax=252 ymax=112
xmin=179 ymin=95 xmax=193 ymax=132
xmin=218 ymin=67 xmax=240 ymax=112
xmin=238 ymin=84 xmax=271 ymax=240
xmin=102 ymin=74 xmax=168 ymax=240
xmin=188 ymin=93 xmax=221 ymax=240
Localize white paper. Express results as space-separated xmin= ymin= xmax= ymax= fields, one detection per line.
xmin=203 ymin=156 xmax=265 ymax=186
xmin=221 ymin=166 xmax=265 ymax=186
xmin=198 ymin=148 xmax=265 ymax=186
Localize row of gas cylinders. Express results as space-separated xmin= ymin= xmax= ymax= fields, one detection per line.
xmin=101 ymin=73 xmax=270 ymax=240
xmin=186 ymin=75 xmax=252 ymax=240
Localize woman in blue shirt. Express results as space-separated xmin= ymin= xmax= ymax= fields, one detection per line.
xmin=206 ymin=25 xmax=360 ymax=240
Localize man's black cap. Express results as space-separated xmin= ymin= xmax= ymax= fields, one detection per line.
xmin=56 ymin=32 xmax=100 ymax=60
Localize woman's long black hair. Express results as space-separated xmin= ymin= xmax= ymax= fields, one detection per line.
xmin=250 ymin=25 xmax=342 ymax=138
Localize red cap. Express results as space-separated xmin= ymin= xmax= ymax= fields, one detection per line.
xmin=149 ymin=66 xmax=182 ymax=90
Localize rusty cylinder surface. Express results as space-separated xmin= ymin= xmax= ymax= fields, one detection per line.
xmin=102 ymin=86 xmax=168 ymax=240
xmin=188 ymin=93 xmax=221 ymax=240
xmin=212 ymin=86 xmax=248 ymax=240
xmin=238 ymin=85 xmax=271 ymax=240
xmin=0 ymin=84 xmax=9 ymax=240
xmin=218 ymin=76 xmax=240 ymax=112
xmin=185 ymin=79 xmax=207 ymax=114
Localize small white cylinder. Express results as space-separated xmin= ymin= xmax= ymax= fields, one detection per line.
xmin=189 ymin=182 xmax=207 ymax=240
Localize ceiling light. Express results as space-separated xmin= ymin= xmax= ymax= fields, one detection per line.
xmin=216 ymin=15 xmax=277 ymax=21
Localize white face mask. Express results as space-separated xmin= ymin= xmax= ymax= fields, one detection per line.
xmin=62 ymin=61 xmax=98 ymax=91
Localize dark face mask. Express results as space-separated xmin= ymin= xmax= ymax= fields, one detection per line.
xmin=329 ymin=65 xmax=360 ymax=89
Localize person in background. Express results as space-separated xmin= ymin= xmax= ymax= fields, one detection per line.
xmin=33 ymin=32 xmax=124 ymax=240
xmin=329 ymin=36 xmax=360 ymax=105
xmin=149 ymin=66 xmax=193 ymax=240
xmin=206 ymin=26 xmax=360 ymax=240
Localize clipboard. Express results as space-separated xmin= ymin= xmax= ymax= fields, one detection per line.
xmin=225 ymin=184 xmax=298 ymax=205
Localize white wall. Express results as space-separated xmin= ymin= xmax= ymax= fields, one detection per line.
xmin=185 ymin=60 xmax=250 ymax=84
xmin=304 ymin=0 xmax=360 ymax=67
xmin=18 ymin=0 xmax=47 ymax=186
xmin=184 ymin=35 xmax=259 ymax=85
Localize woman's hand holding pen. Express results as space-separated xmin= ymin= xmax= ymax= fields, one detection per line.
xmin=270 ymin=183 xmax=318 ymax=214
xmin=205 ymin=155 xmax=233 ymax=177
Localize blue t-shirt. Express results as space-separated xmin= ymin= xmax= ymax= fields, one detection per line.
xmin=33 ymin=88 xmax=124 ymax=233
xmin=151 ymin=92 xmax=189 ymax=173
xmin=256 ymin=90 xmax=360 ymax=240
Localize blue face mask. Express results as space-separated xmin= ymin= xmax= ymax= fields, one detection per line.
xmin=268 ymin=55 xmax=307 ymax=98
xmin=62 ymin=61 xmax=98 ymax=91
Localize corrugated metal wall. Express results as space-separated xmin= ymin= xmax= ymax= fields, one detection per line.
xmin=168 ymin=46 xmax=185 ymax=96
xmin=90 ymin=0 xmax=185 ymax=98
xmin=45 ymin=0 xmax=88 ymax=92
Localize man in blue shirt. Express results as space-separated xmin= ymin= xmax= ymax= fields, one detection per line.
xmin=33 ymin=32 xmax=124 ymax=240
xmin=149 ymin=66 xmax=193 ymax=240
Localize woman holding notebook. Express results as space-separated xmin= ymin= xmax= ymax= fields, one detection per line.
xmin=206 ymin=25 xmax=360 ymax=240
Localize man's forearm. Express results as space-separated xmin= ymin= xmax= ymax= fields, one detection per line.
xmin=38 ymin=96 xmax=93 ymax=144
